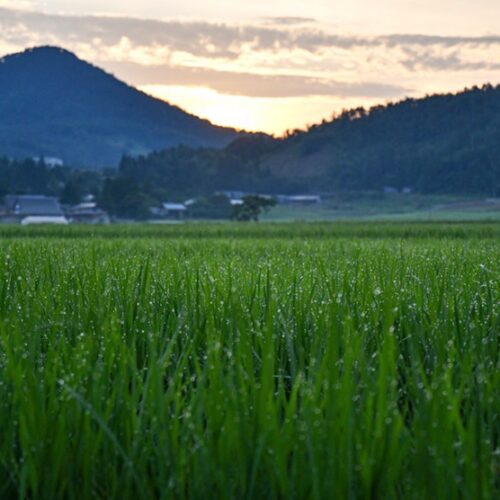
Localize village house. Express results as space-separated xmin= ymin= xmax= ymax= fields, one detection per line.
xmin=276 ymin=194 xmax=322 ymax=205
xmin=66 ymin=201 xmax=109 ymax=224
xmin=150 ymin=202 xmax=188 ymax=220
xmin=162 ymin=203 xmax=187 ymax=220
xmin=2 ymin=195 xmax=68 ymax=225
xmin=216 ymin=190 xmax=246 ymax=200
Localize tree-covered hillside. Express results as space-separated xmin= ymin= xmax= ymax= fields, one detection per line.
xmin=0 ymin=157 xmax=103 ymax=204
xmin=261 ymin=84 xmax=500 ymax=195
xmin=2 ymin=80 xmax=499 ymax=199
xmin=0 ymin=47 xmax=240 ymax=167
xmin=111 ymin=85 xmax=500 ymax=197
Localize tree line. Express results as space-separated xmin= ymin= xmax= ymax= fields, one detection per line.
xmin=2 ymin=85 xmax=499 ymax=219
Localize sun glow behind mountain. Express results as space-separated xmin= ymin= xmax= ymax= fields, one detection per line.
xmin=139 ymin=85 xmax=379 ymax=134
xmin=1 ymin=1 xmax=500 ymax=133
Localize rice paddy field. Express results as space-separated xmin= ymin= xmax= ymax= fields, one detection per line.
xmin=0 ymin=222 xmax=498 ymax=499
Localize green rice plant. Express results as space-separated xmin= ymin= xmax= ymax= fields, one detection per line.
xmin=0 ymin=223 xmax=498 ymax=498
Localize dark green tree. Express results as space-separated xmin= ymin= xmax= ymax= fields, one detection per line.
xmin=60 ymin=181 xmax=83 ymax=205
xmin=189 ymin=194 xmax=233 ymax=220
xmin=232 ymin=195 xmax=276 ymax=222
xmin=98 ymin=177 xmax=151 ymax=219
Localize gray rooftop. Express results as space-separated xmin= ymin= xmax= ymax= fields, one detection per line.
xmin=163 ymin=203 xmax=187 ymax=211
xmin=4 ymin=195 xmax=63 ymax=216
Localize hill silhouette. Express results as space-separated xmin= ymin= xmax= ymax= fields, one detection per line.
xmin=116 ymin=85 xmax=500 ymax=197
xmin=0 ymin=46 xmax=240 ymax=167
xmin=259 ymin=85 xmax=500 ymax=194
xmin=1 ymin=47 xmax=498 ymax=197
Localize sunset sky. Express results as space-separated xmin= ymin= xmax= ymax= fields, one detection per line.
xmin=1 ymin=0 xmax=499 ymax=134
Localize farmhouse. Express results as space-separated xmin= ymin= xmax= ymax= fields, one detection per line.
xmin=150 ymin=202 xmax=188 ymax=220
xmin=66 ymin=202 xmax=109 ymax=224
xmin=216 ymin=190 xmax=246 ymax=200
xmin=276 ymin=195 xmax=322 ymax=205
xmin=2 ymin=195 xmax=68 ymax=224
xmin=162 ymin=203 xmax=187 ymax=219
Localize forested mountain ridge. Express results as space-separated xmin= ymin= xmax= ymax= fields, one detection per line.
xmin=260 ymin=84 xmax=500 ymax=194
xmin=117 ymin=85 xmax=500 ymax=197
xmin=1 ymin=46 xmax=499 ymax=198
xmin=0 ymin=46 xmax=240 ymax=167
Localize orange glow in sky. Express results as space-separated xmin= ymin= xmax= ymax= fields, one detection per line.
xmin=139 ymin=85 xmax=366 ymax=134
xmin=1 ymin=1 xmax=500 ymax=133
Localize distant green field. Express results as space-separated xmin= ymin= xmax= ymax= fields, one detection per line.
xmin=258 ymin=193 xmax=500 ymax=222
xmin=1 ymin=220 xmax=499 ymax=240
xmin=0 ymin=223 xmax=498 ymax=498
xmin=262 ymin=201 xmax=500 ymax=222
xmin=264 ymin=206 xmax=500 ymax=222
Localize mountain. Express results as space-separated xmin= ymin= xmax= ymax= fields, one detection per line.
xmin=116 ymin=85 xmax=500 ymax=197
xmin=0 ymin=46 xmax=240 ymax=167
xmin=2 ymin=49 xmax=499 ymax=198
xmin=259 ymin=85 xmax=500 ymax=195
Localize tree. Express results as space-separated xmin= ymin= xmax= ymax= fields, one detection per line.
xmin=98 ymin=177 xmax=151 ymax=219
xmin=232 ymin=195 xmax=276 ymax=222
xmin=60 ymin=181 xmax=83 ymax=205
xmin=189 ymin=194 xmax=233 ymax=220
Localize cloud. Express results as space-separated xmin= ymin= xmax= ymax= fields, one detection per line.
xmin=383 ymin=34 xmax=500 ymax=48
xmin=105 ymin=61 xmax=410 ymax=98
xmin=1 ymin=6 xmax=500 ymax=59
xmin=0 ymin=1 xmax=34 ymax=9
xmin=259 ymin=17 xmax=317 ymax=26
xmin=0 ymin=5 xmax=499 ymax=101
xmin=398 ymin=46 xmax=500 ymax=72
